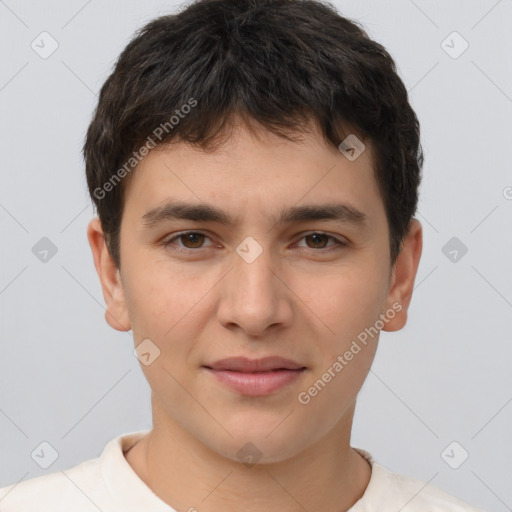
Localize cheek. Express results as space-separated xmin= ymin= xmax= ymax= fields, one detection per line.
xmin=120 ymin=249 xmax=186 ymax=331
xmin=296 ymin=263 xmax=387 ymax=342
xmin=295 ymin=270 xmax=384 ymax=410
xmin=122 ymin=257 xmax=217 ymax=365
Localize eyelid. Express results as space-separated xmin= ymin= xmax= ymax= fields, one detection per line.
xmin=295 ymin=232 xmax=347 ymax=248
xmin=163 ymin=230 xmax=348 ymax=253
xmin=162 ymin=230 xmax=217 ymax=251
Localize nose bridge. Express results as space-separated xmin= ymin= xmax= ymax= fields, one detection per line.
xmin=217 ymin=236 xmax=289 ymax=334
xmin=232 ymin=236 xmax=278 ymax=305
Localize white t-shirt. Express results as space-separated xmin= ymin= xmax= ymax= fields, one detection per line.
xmin=0 ymin=429 xmax=484 ymax=511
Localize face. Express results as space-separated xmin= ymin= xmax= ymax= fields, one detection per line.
xmin=88 ymin=121 xmax=422 ymax=464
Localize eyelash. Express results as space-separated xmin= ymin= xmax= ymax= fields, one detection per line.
xmin=162 ymin=231 xmax=347 ymax=254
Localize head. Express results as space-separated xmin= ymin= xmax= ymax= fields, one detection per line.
xmin=86 ymin=0 xmax=423 ymax=463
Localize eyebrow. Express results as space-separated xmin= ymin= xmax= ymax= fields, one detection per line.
xmin=140 ymin=200 xmax=370 ymax=229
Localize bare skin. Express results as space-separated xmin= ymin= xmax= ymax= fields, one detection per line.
xmin=88 ymin=119 xmax=422 ymax=512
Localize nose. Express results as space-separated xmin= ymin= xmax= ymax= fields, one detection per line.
xmin=216 ymin=242 xmax=293 ymax=337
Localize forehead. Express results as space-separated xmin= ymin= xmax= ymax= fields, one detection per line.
xmin=122 ymin=124 xmax=384 ymax=231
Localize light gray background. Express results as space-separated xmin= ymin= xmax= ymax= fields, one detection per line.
xmin=0 ymin=0 xmax=511 ymax=510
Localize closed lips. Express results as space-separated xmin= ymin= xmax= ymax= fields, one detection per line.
xmin=204 ymin=356 xmax=306 ymax=373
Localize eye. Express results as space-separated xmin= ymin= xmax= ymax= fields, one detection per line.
xmin=162 ymin=230 xmax=346 ymax=254
xmin=162 ymin=231 xmax=214 ymax=252
xmin=295 ymin=232 xmax=347 ymax=251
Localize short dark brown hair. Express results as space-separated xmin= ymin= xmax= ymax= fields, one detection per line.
xmin=83 ymin=0 xmax=423 ymax=270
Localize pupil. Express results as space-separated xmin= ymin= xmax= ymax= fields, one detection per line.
xmin=185 ymin=233 xmax=203 ymax=247
xmin=310 ymin=234 xmax=326 ymax=248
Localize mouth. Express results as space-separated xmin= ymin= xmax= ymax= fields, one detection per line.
xmin=202 ymin=356 xmax=307 ymax=396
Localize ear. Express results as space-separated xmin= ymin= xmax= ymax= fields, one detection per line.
xmin=381 ymin=219 xmax=423 ymax=332
xmin=87 ymin=217 xmax=131 ymax=332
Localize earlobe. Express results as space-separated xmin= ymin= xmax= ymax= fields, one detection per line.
xmin=381 ymin=219 xmax=423 ymax=332
xmin=86 ymin=217 xmax=131 ymax=332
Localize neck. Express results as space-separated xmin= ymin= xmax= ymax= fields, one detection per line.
xmin=125 ymin=402 xmax=372 ymax=512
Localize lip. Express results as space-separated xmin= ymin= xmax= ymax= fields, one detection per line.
xmin=205 ymin=356 xmax=305 ymax=372
xmin=203 ymin=356 xmax=307 ymax=396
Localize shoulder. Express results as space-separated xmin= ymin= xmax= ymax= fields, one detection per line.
xmin=0 ymin=457 xmax=105 ymax=512
xmin=0 ymin=430 xmax=152 ymax=512
xmin=354 ymin=449 xmax=485 ymax=512
xmin=382 ymin=466 xmax=484 ymax=511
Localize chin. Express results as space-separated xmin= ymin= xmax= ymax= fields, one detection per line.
xmin=202 ymin=422 xmax=313 ymax=466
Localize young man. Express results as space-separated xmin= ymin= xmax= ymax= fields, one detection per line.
xmin=0 ymin=0 xmax=484 ymax=510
